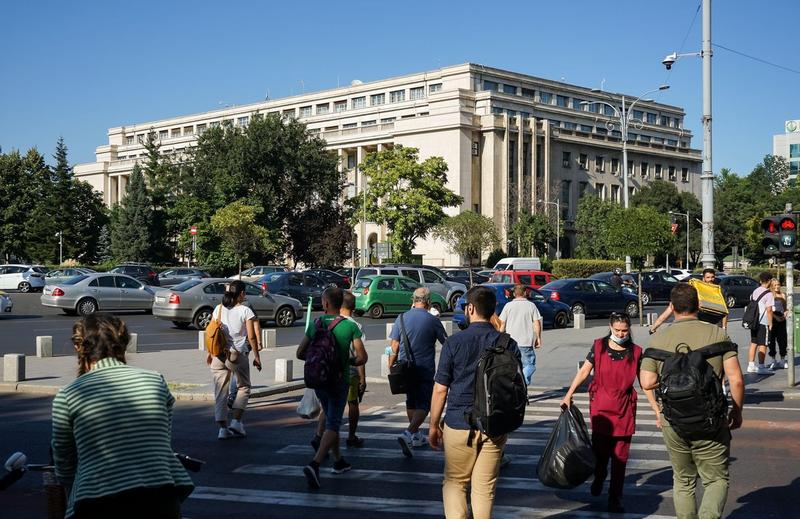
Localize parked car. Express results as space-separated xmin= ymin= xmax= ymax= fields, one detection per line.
xmin=687 ymin=272 xmax=728 ymax=281
xmin=45 ymin=267 xmax=96 ymax=284
xmin=492 ymin=257 xmax=541 ymax=271
xmin=538 ymin=278 xmax=640 ymax=317
xmin=589 ymin=271 xmax=639 ymax=295
xmin=109 ymin=263 xmax=160 ymax=286
xmin=451 ymin=284 xmax=571 ymax=330
xmin=157 ymin=268 xmax=210 ymax=288
xmin=0 ymin=264 xmax=46 ymax=293
xmin=305 ymin=268 xmax=351 ymax=289
xmin=0 ymin=290 xmax=12 ymax=314
xmin=229 ymin=265 xmax=287 ymax=282
xmin=476 ymin=269 xmax=496 ymax=278
xmin=152 ymin=278 xmax=303 ymax=330
xmin=716 ymin=275 xmax=759 ymax=308
xmin=654 ymin=268 xmax=692 ymax=281
xmin=41 ymin=273 xmax=156 ymax=316
xmin=489 ymin=270 xmax=557 ymax=288
xmin=351 ymin=275 xmax=448 ymax=319
xmin=257 ymin=271 xmax=330 ymax=309
xmin=356 ymin=265 xmax=466 ymax=311
xmin=590 ymin=270 xmax=678 ymax=306
xmin=442 ymin=268 xmax=489 ymax=288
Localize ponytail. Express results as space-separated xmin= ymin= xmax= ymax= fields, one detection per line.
xmin=223 ymin=280 xmax=246 ymax=308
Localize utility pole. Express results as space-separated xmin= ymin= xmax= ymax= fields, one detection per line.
xmin=700 ymin=0 xmax=716 ymax=268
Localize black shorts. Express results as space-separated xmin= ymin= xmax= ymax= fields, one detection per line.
xmin=750 ymin=324 xmax=768 ymax=346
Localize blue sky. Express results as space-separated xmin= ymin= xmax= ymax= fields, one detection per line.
xmin=1 ymin=0 xmax=797 ymax=176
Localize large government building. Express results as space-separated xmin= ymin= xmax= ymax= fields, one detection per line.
xmin=75 ymin=63 xmax=702 ymax=265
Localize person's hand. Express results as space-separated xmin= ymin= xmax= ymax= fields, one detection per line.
xmin=429 ymin=424 xmax=443 ymax=450
xmin=560 ymin=396 xmax=571 ymax=408
xmin=652 ymin=408 xmax=662 ymax=429
xmin=253 ymin=357 xmax=262 ymax=372
xmin=206 ymin=353 xmax=213 ymax=366
xmin=535 ymin=338 xmax=543 ymax=349
xmin=728 ymin=408 xmax=743 ymax=430
xmin=358 ymin=381 xmax=367 ymax=396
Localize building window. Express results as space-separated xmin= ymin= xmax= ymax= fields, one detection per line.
xmin=579 ymin=153 xmax=588 ymax=170
xmin=572 ymin=98 xmax=585 ymax=110
xmin=673 ymin=117 xmax=681 ymax=128
xmin=362 ymin=120 xmax=376 ymax=126
xmin=596 ymin=182 xmax=606 ymax=200
xmin=342 ymin=123 xmax=357 ymax=129
xmin=521 ymin=87 xmax=535 ymax=98
xmin=660 ymin=115 xmax=669 ymax=126
xmin=611 ymin=158 xmax=620 ymax=175
xmin=171 ymin=128 xmax=181 ymax=137
xmin=643 ymin=162 xmax=651 ymax=178
xmin=652 ymin=136 xmax=664 ymax=145
xmin=371 ymin=93 xmax=385 ymax=106
xmin=579 ymin=181 xmax=589 ymax=198
xmin=334 ymin=100 xmax=347 ymax=113
xmin=579 ymin=124 xmax=593 ymax=133
xmin=595 ymin=155 xmax=604 ymax=172
xmin=539 ymin=91 xmax=552 ymax=104
xmin=611 ymin=130 xmax=622 ymax=138
xmin=628 ymin=132 xmax=638 ymax=141
xmin=483 ymin=80 xmax=499 ymax=91
xmin=197 ymin=124 xmax=206 ymax=134
xmin=390 ymin=90 xmax=405 ymax=103
xmin=646 ymin=113 xmax=658 ymax=124
xmin=316 ymin=103 xmax=330 ymax=115
xmin=588 ymin=103 xmax=600 ymax=114
xmin=183 ymin=126 xmax=194 ymax=135
xmin=611 ymin=185 xmax=620 ymax=203
xmin=627 ymin=160 xmax=634 ymax=176
xmin=639 ymin=135 xmax=651 ymax=143
xmin=666 ymin=139 xmax=678 ymax=147
xmin=308 ymin=128 xmax=320 ymax=135
xmin=562 ymin=151 xmax=571 ymax=168
xmin=563 ymin=122 xmax=577 ymax=130
xmin=791 ymin=161 xmax=799 ymax=177
xmin=491 ymin=107 xmax=504 ymax=115
xmin=299 ymin=106 xmax=312 ymax=118
xmin=125 ymin=136 xmax=134 ymax=145
xmin=352 ymin=96 xmax=366 ymax=109
xmin=669 ymin=166 xmax=677 ymax=181
xmin=681 ymin=167 xmax=689 ymax=182
xmin=604 ymin=105 xmax=616 ymax=116
xmin=159 ymin=130 xmax=168 ymax=139
xmin=556 ymin=95 xmax=569 ymax=107
xmin=503 ymin=84 xmax=517 ymax=95
xmin=237 ymin=116 xmax=250 ymax=127
xmin=347 ymin=155 xmax=357 ymax=169
xmin=380 ymin=117 xmax=395 ymax=123
xmin=595 ymin=127 xmax=608 ymax=135
xmin=632 ymin=110 xmax=644 ymax=121
xmin=791 ymin=143 xmax=800 ymax=158
xmin=561 ymin=180 xmax=571 ymax=219
xmin=429 ymin=83 xmax=442 ymax=94
xmin=410 ymin=86 xmax=425 ymax=100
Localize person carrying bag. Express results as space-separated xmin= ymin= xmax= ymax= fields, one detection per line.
xmin=388 ymin=314 xmax=415 ymax=394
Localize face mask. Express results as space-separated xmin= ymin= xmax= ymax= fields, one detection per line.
xmin=609 ymin=330 xmax=630 ymax=344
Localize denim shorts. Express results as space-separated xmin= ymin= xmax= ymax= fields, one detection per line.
xmin=406 ymin=372 xmax=434 ymax=412
xmin=315 ymin=379 xmax=349 ymax=432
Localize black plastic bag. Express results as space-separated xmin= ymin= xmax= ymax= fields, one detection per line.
xmin=536 ymin=405 xmax=596 ymax=489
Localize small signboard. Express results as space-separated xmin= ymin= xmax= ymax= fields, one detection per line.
xmin=376 ymin=242 xmax=391 ymax=260
xmin=190 ymin=225 xmax=198 ymax=236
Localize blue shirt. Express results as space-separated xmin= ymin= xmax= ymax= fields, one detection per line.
xmin=434 ymin=322 xmax=521 ymax=430
xmin=390 ymin=307 xmax=447 ymax=379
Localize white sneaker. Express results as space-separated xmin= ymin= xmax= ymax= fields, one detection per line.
xmin=411 ymin=432 xmax=427 ymax=448
xmin=778 ymin=359 xmax=788 ymax=369
xmin=768 ymin=359 xmax=780 ymax=370
xmin=218 ymin=427 xmax=233 ymax=440
xmin=228 ymin=419 xmax=246 ymax=437
xmin=756 ymin=365 xmax=772 ymax=375
xmin=397 ymin=431 xmax=413 ymax=458
xmin=746 ymin=363 xmax=758 ymax=374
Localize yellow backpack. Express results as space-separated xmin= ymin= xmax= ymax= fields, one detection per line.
xmin=688 ymin=279 xmax=729 ymax=316
xmin=205 ymin=305 xmax=227 ymax=356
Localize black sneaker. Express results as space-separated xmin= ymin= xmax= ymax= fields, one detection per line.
xmin=346 ymin=436 xmax=364 ymax=448
xmin=310 ymin=435 xmax=321 ymax=452
xmin=590 ymin=478 xmax=604 ymax=497
xmin=331 ymin=458 xmax=352 ymax=474
xmin=303 ymin=464 xmax=321 ymax=490
xmin=608 ymin=498 xmax=625 ymax=514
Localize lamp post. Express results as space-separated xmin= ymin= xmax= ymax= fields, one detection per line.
xmin=55 ymin=231 xmax=63 ymax=266
xmin=581 ymin=84 xmax=670 ymax=273
xmin=669 ymin=210 xmax=690 ymax=269
xmin=538 ymin=198 xmax=561 ymax=260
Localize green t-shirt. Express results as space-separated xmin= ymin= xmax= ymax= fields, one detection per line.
xmin=641 ymin=317 xmax=737 ymax=378
xmin=305 ymin=314 xmax=362 ymax=382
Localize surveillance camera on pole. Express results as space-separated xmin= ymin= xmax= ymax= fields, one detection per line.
xmin=661 ymin=52 xmax=677 ymax=70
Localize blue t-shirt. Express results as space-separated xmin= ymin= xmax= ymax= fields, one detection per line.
xmin=389 ymin=307 xmax=447 ymax=379
xmin=434 ymin=322 xmax=521 ymax=430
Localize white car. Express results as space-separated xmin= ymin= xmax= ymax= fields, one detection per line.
xmin=0 ymin=264 xmax=46 ymax=293
xmin=0 ymin=290 xmax=12 ymax=313
xmin=228 ymin=266 xmax=287 ymax=283
xmin=655 ymin=268 xmax=692 ymax=281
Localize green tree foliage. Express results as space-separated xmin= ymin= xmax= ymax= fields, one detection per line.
xmin=551 ymin=259 xmax=625 ymax=278
xmin=508 ymin=210 xmax=556 ymax=257
xmin=604 ymin=205 xmax=674 ymax=267
xmin=348 ymin=146 xmax=463 ymax=262
xmin=210 ymin=201 xmax=271 ymax=276
xmin=433 ymin=211 xmax=499 ymax=265
xmin=0 ymin=150 xmax=30 ymax=261
xmin=111 ymin=165 xmax=152 ymax=262
xmin=141 ymin=132 xmax=178 ymax=262
xmin=574 ymin=195 xmax=615 ymax=259
xmin=19 ymin=149 xmax=57 ymax=262
xmin=485 ymin=248 xmax=506 ymax=269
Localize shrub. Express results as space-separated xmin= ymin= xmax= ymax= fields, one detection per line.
xmin=551 ymin=259 xmax=625 ymax=279
xmin=485 ymin=248 xmax=507 ymax=269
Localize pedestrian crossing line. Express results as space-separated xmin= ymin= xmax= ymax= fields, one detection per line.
xmin=275 ymin=445 xmax=670 ymax=470
xmin=345 ymin=420 xmax=667 ymax=438
xmin=232 ymin=464 xmax=673 ymax=496
xmin=190 ymin=487 xmax=677 ymax=519
xmin=379 ymin=411 xmax=661 ymax=426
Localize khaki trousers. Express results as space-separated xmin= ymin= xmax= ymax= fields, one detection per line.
xmin=442 ymin=425 xmax=507 ymax=519
xmin=211 ymin=353 xmax=251 ymax=422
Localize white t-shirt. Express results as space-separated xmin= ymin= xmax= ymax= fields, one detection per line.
xmin=498 ymin=298 xmax=542 ymax=348
xmin=216 ymin=304 xmax=256 ymax=352
xmin=751 ymin=286 xmax=774 ymax=326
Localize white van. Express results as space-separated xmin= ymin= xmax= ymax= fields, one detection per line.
xmin=492 ymin=257 xmax=541 ymax=271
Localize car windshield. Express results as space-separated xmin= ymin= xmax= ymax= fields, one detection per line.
xmin=264 ymin=273 xmax=284 ymax=283
xmin=494 ymin=263 xmax=510 ymax=271
xmin=354 ymin=278 xmax=372 ymax=289
xmin=61 ymin=275 xmax=88 ymax=285
xmin=171 ymin=279 xmax=203 ymax=292
xmin=32 ymin=266 xmax=49 ymax=274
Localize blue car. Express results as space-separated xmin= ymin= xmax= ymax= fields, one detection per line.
xmin=452 ymin=283 xmax=571 ymax=330
xmin=538 ymin=278 xmax=640 ymax=317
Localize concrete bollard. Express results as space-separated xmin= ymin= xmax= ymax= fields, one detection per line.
xmin=36 ymin=336 xmax=53 ymax=358
xmin=126 ymin=333 xmax=138 ymax=354
xmin=275 ymin=359 xmax=293 ymax=383
xmin=198 ymin=331 xmax=205 ymax=351
xmin=381 ymin=354 xmax=390 ymax=377
xmin=443 ymin=320 xmax=454 ymax=336
xmin=262 ymin=329 xmax=277 ymax=350
xmin=3 ymin=354 xmax=25 ymax=382
xmin=573 ymin=313 xmax=586 ymax=329
xmin=646 ymin=312 xmax=658 ymax=326
xmin=386 ymin=323 xmax=394 ymax=340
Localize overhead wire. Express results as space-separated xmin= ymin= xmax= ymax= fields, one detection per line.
xmin=712 ymin=43 xmax=800 ymax=76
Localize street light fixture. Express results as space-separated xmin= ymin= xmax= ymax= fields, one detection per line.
xmin=538 ymin=198 xmax=561 ymax=260
xmin=581 ymin=84 xmax=669 ymax=273
xmin=668 ymin=210 xmax=690 ymax=269
xmin=54 ymin=231 xmax=63 ymax=266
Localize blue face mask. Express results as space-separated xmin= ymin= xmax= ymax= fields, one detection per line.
xmin=609 ymin=330 xmax=630 ymax=344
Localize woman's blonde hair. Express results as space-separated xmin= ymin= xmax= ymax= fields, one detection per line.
xmin=72 ymin=314 xmax=129 ymax=375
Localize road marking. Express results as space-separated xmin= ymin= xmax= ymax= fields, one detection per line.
xmin=190 ymin=487 xmax=677 ymax=519
xmin=380 ymin=410 xmax=660 ymax=426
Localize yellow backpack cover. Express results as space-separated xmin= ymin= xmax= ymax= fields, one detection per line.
xmin=688 ymin=278 xmax=729 ymax=316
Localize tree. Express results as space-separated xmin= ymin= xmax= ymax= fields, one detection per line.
xmin=574 ymin=195 xmax=615 ymax=259
xmin=210 ymin=200 xmax=272 ymax=276
xmin=286 ymin=203 xmax=353 ymax=268
xmin=21 ymin=148 xmax=58 ymax=263
xmin=111 ymin=165 xmax=152 ymax=261
xmin=348 ymin=146 xmax=463 ymax=262
xmin=485 ymin=248 xmax=506 ymax=269
xmin=433 ymin=211 xmax=499 ymax=266
xmin=0 ymin=150 xmax=35 ymax=261
xmin=508 ymin=210 xmax=556 ymax=257
xmin=604 ymin=205 xmax=674 ymax=267
xmin=141 ymin=132 xmax=178 ymax=262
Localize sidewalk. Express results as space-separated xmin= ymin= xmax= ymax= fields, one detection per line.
xmin=2 ymin=320 xmax=798 ymax=400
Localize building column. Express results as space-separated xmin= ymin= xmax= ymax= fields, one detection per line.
xmin=530 ymin=118 xmax=538 ymax=214
xmin=376 ymin=143 xmax=387 ymax=242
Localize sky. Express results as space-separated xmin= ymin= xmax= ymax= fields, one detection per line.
xmin=1 ymin=0 xmax=798 ymax=176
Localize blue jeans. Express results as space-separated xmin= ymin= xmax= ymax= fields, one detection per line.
xmin=520 ymin=346 xmax=536 ymax=386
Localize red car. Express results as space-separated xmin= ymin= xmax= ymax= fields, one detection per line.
xmin=489 ymin=270 xmax=557 ymax=288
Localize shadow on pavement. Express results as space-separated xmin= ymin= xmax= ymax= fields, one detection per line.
xmin=728 ymin=476 xmax=800 ymax=518
xmin=0 ymin=314 xmax=44 ymax=320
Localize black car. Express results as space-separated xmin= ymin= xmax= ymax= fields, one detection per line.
xmin=592 ymin=270 xmax=678 ymax=306
xmin=258 ymin=271 xmax=330 ymax=309
xmin=156 ymin=267 xmax=210 ymax=288
xmin=442 ymin=268 xmax=489 ymax=288
xmin=305 ymin=268 xmax=351 ymax=289
xmin=538 ymin=278 xmax=640 ymax=317
xmin=109 ymin=263 xmax=160 ymax=286
xmin=716 ymin=275 xmax=759 ymax=308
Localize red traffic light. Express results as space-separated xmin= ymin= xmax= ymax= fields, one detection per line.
xmin=780 ymin=218 xmax=796 ymax=231
xmin=764 ymin=221 xmax=778 ymax=233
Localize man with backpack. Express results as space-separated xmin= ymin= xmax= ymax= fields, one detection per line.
xmin=640 ymin=283 xmax=744 ymax=519
xmin=745 ymin=272 xmax=774 ymax=375
xmin=429 ymin=286 xmax=524 ymax=519
xmin=296 ymin=287 xmax=367 ymax=490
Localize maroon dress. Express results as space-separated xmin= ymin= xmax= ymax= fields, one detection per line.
xmin=587 ymin=337 xmax=642 ymax=502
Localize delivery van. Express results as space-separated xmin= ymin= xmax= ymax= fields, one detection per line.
xmin=492 ymin=257 xmax=541 ymax=271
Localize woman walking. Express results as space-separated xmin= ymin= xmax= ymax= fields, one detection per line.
xmin=209 ymin=280 xmax=262 ymax=439
xmin=51 ymin=314 xmax=194 ymax=518
xmin=561 ymin=313 xmax=656 ymax=513
xmin=768 ymin=277 xmax=788 ymax=369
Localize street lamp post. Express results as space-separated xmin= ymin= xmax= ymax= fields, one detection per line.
xmin=538 ymin=198 xmax=561 ymax=260
xmin=581 ymin=84 xmax=669 ymax=273
xmin=669 ymin=210 xmax=690 ymax=269
xmin=55 ymin=231 xmax=63 ymax=266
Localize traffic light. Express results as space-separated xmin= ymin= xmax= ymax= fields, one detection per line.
xmin=778 ymin=214 xmax=797 ymax=254
xmin=762 ymin=216 xmax=780 ymax=255
xmin=761 ymin=214 xmax=798 ymax=256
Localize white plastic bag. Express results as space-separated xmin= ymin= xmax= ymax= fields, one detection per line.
xmin=297 ymin=388 xmax=321 ymax=419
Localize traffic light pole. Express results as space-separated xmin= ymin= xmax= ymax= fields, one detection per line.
xmin=787 ymin=261 xmax=795 ymax=388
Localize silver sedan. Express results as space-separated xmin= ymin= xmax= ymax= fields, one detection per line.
xmin=151 ymin=278 xmax=304 ymax=330
xmin=44 ymin=267 xmax=96 ymax=285
xmin=41 ymin=273 xmax=155 ymax=316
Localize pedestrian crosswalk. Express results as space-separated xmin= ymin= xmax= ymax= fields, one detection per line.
xmin=189 ymin=389 xmax=678 ymax=518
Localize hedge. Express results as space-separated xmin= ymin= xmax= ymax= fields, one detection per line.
xmin=551 ymin=259 xmax=625 ymax=279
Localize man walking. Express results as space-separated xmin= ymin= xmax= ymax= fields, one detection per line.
xmin=498 ymin=284 xmax=542 ymax=386
xmin=747 ymin=272 xmax=773 ymax=375
xmin=650 ymin=268 xmax=728 ymax=333
xmin=640 ymin=283 xmax=744 ymax=519
xmin=429 ymin=286 xmax=521 ymax=519
xmin=341 ymin=290 xmax=367 ymax=447
xmin=388 ymin=287 xmax=447 ymax=457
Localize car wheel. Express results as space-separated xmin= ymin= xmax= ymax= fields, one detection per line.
xmin=173 ymin=321 xmax=191 ymax=329
xmin=77 ymin=298 xmax=98 ymax=317
xmin=571 ymin=302 xmax=585 ymax=316
xmin=368 ymin=304 xmax=384 ymax=319
xmin=640 ymin=292 xmax=651 ymax=306
xmin=554 ymin=311 xmax=569 ymax=329
xmin=431 ymin=302 xmax=443 ymax=314
xmin=275 ymin=306 xmax=296 ymax=327
xmin=449 ymin=292 xmax=463 ymax=312
xmin=625 ymin=301 xmax=639 ymax=318
xmin=193 ymin=307 xmax=213 ymax=330
xmin=18 ymin=282 xmax=31 ymax=293
xmin=726 ymin=295 xmax=737 ymax=308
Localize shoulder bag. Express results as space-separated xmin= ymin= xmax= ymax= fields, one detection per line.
xmin=388 ymin=313 xmax=416 ymax=395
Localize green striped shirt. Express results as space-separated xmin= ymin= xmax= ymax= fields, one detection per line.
xmin=51 ymin=358 xmax=194 ymax=518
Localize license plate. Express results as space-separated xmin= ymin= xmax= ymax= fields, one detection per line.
xmin=155 ymin=296 xmax=166 ymax=303
xmin=44 ymin=288 xmax=51 ymax=295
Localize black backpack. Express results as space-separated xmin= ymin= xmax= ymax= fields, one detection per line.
xmin=643 ymin=341 xmax=737 ymax=440
xmin=466 ymin=333 xmax=527 ymax=438
xmin=741 ymin=290 xmax=769 ymax=330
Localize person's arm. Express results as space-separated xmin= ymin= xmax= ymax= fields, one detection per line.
xmin=721 ymin=314 xmax=728 ymax=330
xmin=643 ymin=388 xmax=662 ymax=428
xmin=639 ymin=369 xmax=659 ymax=391
xmin=352 ymin=337 xmax=368 ymax=366
xmin=767 ymin=306 xmax=774 ymax=330
xmin=296 ymin=335 xmax=311 ymax=360
xmin=253 ymin=319 xmax=263 ymax=350
xmin=533 ymin=318 xmax=543 ymax=348
xmin=428 ymin=382 xmax=448 ymax=450
xmin=51 ymin=391 xmax=77 ymax=492
xmin=723 ymin=355 xmax=745 ymax=430
xmin=246 ymin=318 xmax=261 ymax=368
xmin=649 ymin=304 xmax=674 ymax=334
xmin=560 ymin=360 xmax=593 ymax=407
xmin=387 ymin=339 xmax=400 ymax=368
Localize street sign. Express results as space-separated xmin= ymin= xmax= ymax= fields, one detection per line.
xmin=190 ymin=225 xmax=198 ymax=236
xmin=671 ymin=223 xmax=679 ymax=234
xmin=376 ymin=242 xmax=391 ymax=260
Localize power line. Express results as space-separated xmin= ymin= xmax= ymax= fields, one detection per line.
xmin=713 ymin=43 xmax=800 ymax=76
xmin=664 ymin=1 xmax=701 ymax=84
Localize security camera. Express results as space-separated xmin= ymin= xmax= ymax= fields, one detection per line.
xmin=662 ymin=53 xmax=677 ymax=70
